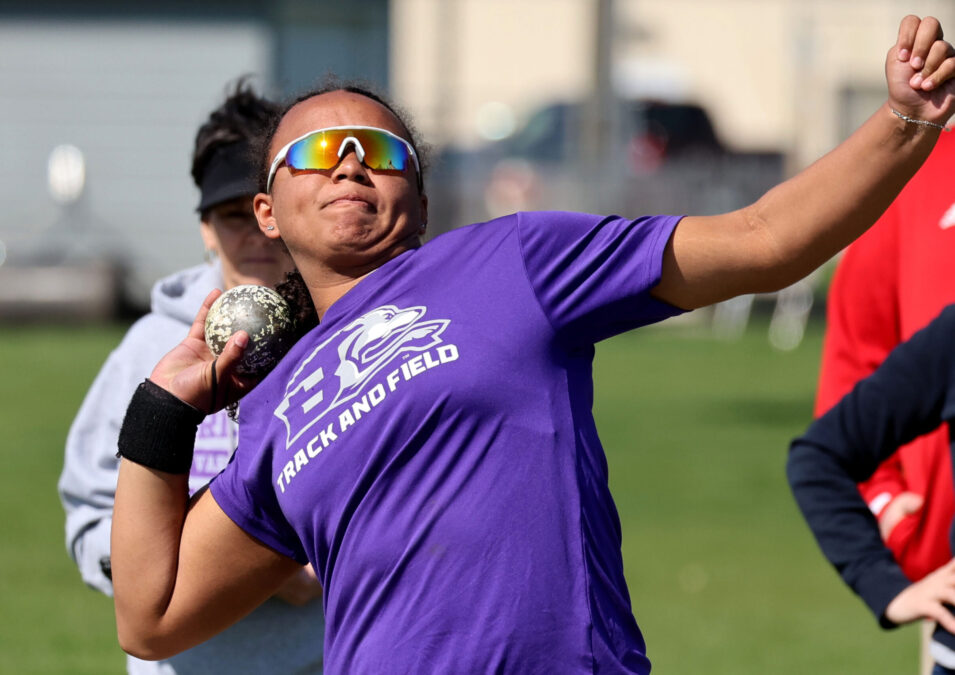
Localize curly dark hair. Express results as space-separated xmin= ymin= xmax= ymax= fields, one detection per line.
xmin=275 ymin=270 xmax=319 ymax=336
xmin=191 ymin=77 xmax=281 ymax=190
xmin=252 ymin=76 xmax=431 ymax=195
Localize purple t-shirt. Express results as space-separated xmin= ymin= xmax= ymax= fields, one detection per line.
xmin=211 ymin=211 xmax=683 ymax=673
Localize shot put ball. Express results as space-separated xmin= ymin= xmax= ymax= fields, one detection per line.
xmin=204 ymin=285 xmax=295 ymax=375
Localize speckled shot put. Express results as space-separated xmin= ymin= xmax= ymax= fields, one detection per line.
xmin=204 ymin=285 xmax=295 ymax=376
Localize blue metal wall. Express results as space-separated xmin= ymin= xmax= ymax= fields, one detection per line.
xmin=0 ymin=0 xmax=389 ymax=312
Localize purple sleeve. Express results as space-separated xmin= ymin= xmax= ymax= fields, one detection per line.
xmin=517 ymin=211 xmax=685 ymax=344
xmin=209 ymin=426 xmax=308 ymax=564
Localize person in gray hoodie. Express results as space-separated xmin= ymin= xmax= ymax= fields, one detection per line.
xmin=57 ymin=80 xmax=325 ymax=674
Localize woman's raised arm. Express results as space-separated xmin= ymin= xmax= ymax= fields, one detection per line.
xmin=653 ymin=15 xmax=955 ymax=310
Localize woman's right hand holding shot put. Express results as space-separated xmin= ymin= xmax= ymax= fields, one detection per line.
xmin=111 ymin=290 xmax=304 ymax=660
xmin=149 ymin=290 xmax=254 ymax=414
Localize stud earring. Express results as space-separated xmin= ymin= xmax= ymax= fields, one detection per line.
xmin=266 ymin=225 xmax=275 ymax=231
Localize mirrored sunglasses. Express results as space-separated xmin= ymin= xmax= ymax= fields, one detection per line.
xmin=266 ymin=125 xmax=420 ymax=192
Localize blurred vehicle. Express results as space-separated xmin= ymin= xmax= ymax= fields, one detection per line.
xmin=429 ymin=98 xmax=785 ymax=231
xmin=497 ymin=99 xmax=724 ymax=171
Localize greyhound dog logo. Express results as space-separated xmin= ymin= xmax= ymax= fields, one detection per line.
xmin=275 ymin=304 xmax=449 ymax=448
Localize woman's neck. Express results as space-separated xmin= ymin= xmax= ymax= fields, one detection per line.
xmin=303 ymin=235 xmax=421 ymax=320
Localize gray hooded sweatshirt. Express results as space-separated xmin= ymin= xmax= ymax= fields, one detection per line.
xmin=58 ymin=263 xmax=324 ymax=674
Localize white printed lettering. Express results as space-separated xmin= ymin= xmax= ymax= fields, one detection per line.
xmin=319 ymin=423 xmax=338 ymax=447
xmin=407 ymin=354 xmax=426 ymax=376
xmin=368 ymin=383 xmax=386 ymax=405
xmin=306 ymin=435 xmax=323 ymax=458
xmin=275 ymin=339 xmax=461 ymax=492
xmin=301 ymin=367 xmax=326 ymax=413
xmin=423 ymin=351 xmax=440 ymax=369
xmin=352 ymin=395 xmax=371 ymax=420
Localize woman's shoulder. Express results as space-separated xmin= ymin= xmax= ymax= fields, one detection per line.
xmin=428 ymin=211 xmax=614 ymax=238
xmin=426 ymin=213 xmax=520 ymax=244
xmin=421 ymin=211 xmax=601 ymax=254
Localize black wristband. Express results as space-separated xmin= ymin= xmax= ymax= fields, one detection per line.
xmin=117 ymin=379 xmax=206 ymax=474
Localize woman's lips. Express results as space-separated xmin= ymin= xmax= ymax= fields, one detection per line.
xmin=325 ymin=194 xmax=375 ymax=210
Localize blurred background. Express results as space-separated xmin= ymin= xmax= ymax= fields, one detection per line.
xmin=4 ymin=0 xmax=952 ymax=323
xmin=2 ymin=0 xmax=952 ymax=672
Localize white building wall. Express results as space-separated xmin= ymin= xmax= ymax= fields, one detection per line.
xmin=392 ymin=0 xmax=955 ymax=168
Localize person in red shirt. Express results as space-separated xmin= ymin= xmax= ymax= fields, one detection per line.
xmin=816 ymin=129 xmax=955 ymax=673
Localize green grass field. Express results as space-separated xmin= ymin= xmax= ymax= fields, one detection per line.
xmin=0 ymin=318 xmax=917 ymax=673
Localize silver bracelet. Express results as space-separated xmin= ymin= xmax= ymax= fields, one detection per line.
xmin=890 ymin=108 xmax=949 ymax=132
